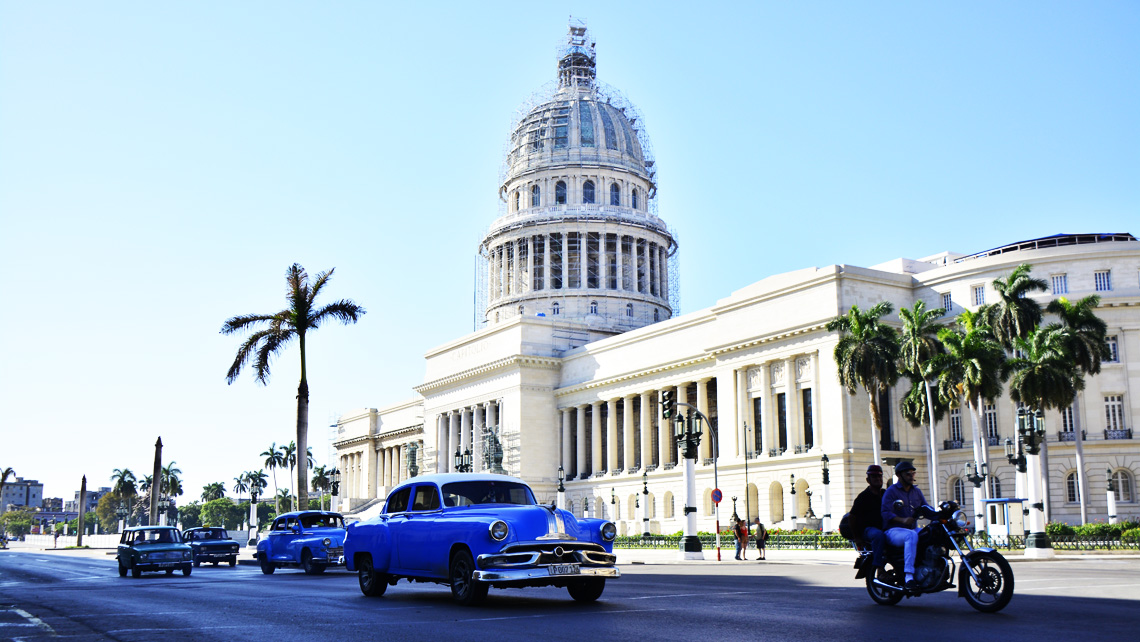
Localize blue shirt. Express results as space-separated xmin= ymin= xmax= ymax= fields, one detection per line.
xmin=881 ymin=482 xmax=927 ymax=529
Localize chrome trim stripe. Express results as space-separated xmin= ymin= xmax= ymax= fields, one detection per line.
xmin=472 ymin=567 xmax=620 ymax=583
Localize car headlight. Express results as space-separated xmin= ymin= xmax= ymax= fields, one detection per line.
xmin=183 ymin=551 xmax=191 ymax=559
xmin=322 ymin=538 xmax=332 ymax=547
xmin=952 ymin=510 xmax=968 ymax=529
xmin=489 ymin=520 xmax=509 ymax=541
xmin=140 ymin=553 xmax=150 ymax=560
xmin=601 ymin=522 xmax=617 ymax=542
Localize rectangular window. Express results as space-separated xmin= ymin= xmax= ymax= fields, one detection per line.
xmin=950 ymin=408 xmax=962 ymax=442
xmin=532 ymin=235 xmax=545 ymax=290
xmin=1061 ymin=406 xmax=1074 ymax=433
xmin=1105 ymin=395 xmax=1125 ymax=430
xmin=636 ymin=239 xmax=647 ymax=294
xmin=985 ymin=403 xmax=999 ymax=440
xmin=605 ymin=234 xmax=618 ymax=289
xmin=566 ymin=232 xmax=580 ymax=288
xmin=505 ymin=244 xmax=513 ymax=296
xmin=1051 ymin=274 xmax=1068 ymax=294
xmin=878 ymin=389 xmax=893 ymax=450
xmin=801 ymin=389 xmax=814 ymax=448
xmin=776 ymin=393 xmax=788 ymax=452
xmin=621 ymin=236 xmax=634 ymax=290
xmin=549 ymin=233 xmax=563 ymax=289
xmin=586 ymin=232 xmax=600 ymax=289
xmin=1095 ymin=270 xmax=1112 ymax=292
xmin=751 ymin=397 xmax=762 ymax=454
xmin=941 ymin=292 xmax=952 ymax=314
xmin=1107 ymin=336 xmax=1119 ymax=362
xmin=973 ymin=285 xmax=986 ymax=306
xmin=579 ymin=101 xmax=594 ymax=146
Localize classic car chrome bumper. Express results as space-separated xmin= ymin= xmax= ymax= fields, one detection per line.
xmin=472 ymin=566 xmax=620 ymax=583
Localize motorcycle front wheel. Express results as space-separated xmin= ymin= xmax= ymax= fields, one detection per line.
xmin=961 ymin=551 xmax=1014 ymax=613
xmin=866 ymin=565 xmax=903 ymax=606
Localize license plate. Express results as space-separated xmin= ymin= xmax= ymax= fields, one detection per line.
xmin=547 ymin=563 xmax=580 ymax=576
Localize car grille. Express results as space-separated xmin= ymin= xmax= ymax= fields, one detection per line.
xmin=325 ymin=546 xmax=343 ymax=559
xmin=153 ymin=552 xmax=183 ymax=560
xmin=479 ymin=542 xmax=615 ymax=568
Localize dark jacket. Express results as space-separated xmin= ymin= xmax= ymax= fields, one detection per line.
xmin=851 ymin=485 xmax=885 ymax=534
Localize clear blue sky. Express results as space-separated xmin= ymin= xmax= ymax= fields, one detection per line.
xmin=2 ymin=2 xmax=1136 ymax=504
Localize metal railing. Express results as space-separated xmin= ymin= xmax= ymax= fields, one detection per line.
xmin=1105 ymin=428 xmax=1133 ymax=440
xmin=1058 ymin=430 xmax=1086 ymax=442
xmin=615 ymin=533 xmax=1140 ymax=552
xmin=943 ymin=439 xmax=965 ymax=450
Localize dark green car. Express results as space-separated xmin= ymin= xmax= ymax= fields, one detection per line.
xmin=117 ymin=526 xmax=193 ymax=577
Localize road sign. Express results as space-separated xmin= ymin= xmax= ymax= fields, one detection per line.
xmin=711 ymin=488 xmax=722 ymax=504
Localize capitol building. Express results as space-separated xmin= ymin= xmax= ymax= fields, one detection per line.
xmin=334 ymin=23 xmax=1140 ymax=535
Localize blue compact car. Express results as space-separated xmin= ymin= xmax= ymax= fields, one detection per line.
xmin=256 ymin=511 xmax=346 ymax=575
xmin=343 ymin=473 xmax=620 ymax=604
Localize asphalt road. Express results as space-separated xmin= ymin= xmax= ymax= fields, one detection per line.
xmin=2 ymin=551 xmax=1138 ymax=641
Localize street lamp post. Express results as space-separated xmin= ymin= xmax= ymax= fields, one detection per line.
xmin=671 ymin=402 xmax=705 ymax=560
xmin=330 ymin=468 xmax=341 ymax=513
xmin=610 ymin=488 xmax=616 ymax=522
xmin=1018 ymin=406 xmax=1054 ymax=558
xmin=789 ymin=474 xmax=797 ymax=530
xmin=557 ymin=466 xmax=566 ymax=511
xmin=965 ymin=460 xmax=988 ymax=534
xmin=167 ymin=499 xmax=178 ymax=529
xmin=731 ymin=496 xmax=738 ymax=516
xmin=1005 ymin=437 xmax=1029 ymax=538
xmin=641 ymin=470 xmax=650 ymax=537
xmin=1106 ymin=469 xmax=1118 ymax=525
xmin=115 ymin=502 xmax=128 ymax=534
xmin=248 ymin=487 xmax=260 ymax=544
xmin=407 ymin=442 xmax=420 ymax=479
xmin=821 ymin=454 xmax=832 ymax=533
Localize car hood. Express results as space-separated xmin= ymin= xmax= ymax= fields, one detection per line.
xmin=456 ymin=505 xmax=598 ymax=543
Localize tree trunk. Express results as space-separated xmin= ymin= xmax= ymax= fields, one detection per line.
xmin=296 ymin=378 xmax=310 ymax=511
xmin=866 ymin=391 xmax=882 ymax=468
xmin=923 ymin=379 xmax=940 ymax=505
xmin=1071 ymin=394 xmax=1088 ymax=524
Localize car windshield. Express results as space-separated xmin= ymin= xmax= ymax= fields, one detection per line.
xmin=300 ymin=514 xmax=343 ymax=529
xmin=134 ymin=529 xmax=180 ymax=544
xmin=195 ymin=529 xmax=227 ymax=540
xmin=441 ymin=481 xmax=536 ymax=507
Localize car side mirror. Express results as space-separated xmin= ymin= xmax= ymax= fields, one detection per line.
xmin=291 ymin=525 xmax=302 ymax=534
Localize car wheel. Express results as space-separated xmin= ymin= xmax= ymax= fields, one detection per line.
xmin=259 ymin=553 xmax=275 ymax=575
xmin=117 ymin=559 xmax=127 ymax=577
xmin=165 ymin=568 xmax=175 ymax=576
xmin=229 ymin=557 xmax=237 ymax=567
xmin=358 ymin=556 xmax=388 ymax=597
xmin=567 ymin=578 xmax=606 ymax=602
xmin=449 ymin=550 xmax=487 ymax=606
xmin=182 ymin=565 xmax=192 ymax=577
xmin=301 ymin=550 xmax=325 ymax=575
xmin=131 ymin=563 xmax=142 ymax=578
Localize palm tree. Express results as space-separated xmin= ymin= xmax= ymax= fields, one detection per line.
xmin=1045 ymin=295 xmax=1111 ymax=524
xmin=276 ymin=488 xmax=293 ymax=513
xmin=987 ymin=263 xmax=1048 ymax=351
xmin=282 ymin=441 xmax=297 ymax=507
xmin=311 ymin=465 xmax=330 ymax=510
xmin=261 ymin=443 xmax=285 ymax=514
xmin=1 ymin=467 xmax=15 ymax=513
xmin=232 ymin=473 xmax=250 ymax=505
xmin=898 ymin=300 xmax=946 ymax=502
xmin=140 ymin=475 xmax=152 ymax=494
xmin=249 ymin=470 xmax=269 ymax=504
xmin=110 ymin=468 xmax=138 ymax=527
xmin=826 ymin=302 xmax=901 ymax=466
xmin=161 ymin=462 xmax=183 ymax=499
xmin=201 ymin=482 xmax=226 ymax=502
xmin=222 ymin=263 xmax=366 ymax=511
xmin=1007 ymin=327 xmax=1083 ymax=410
xmin=935 ymin=311 xmax=1006 ymax=525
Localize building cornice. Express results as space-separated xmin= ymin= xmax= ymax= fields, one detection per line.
xmin=414 ymin=354 xmax=562 ymax=394
xmin=706 ymin=322 xmax=832 ymax=356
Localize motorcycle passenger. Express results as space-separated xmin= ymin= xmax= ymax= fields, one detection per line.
xmin=850 ymin=464 xmax=886 ymax=571
xmin=881 ymin=460 xmax=926 ymax=590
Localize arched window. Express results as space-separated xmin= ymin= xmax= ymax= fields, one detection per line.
xmin=1112 ymin=469 xmax=1134 ymax=502
xmin=531 ymin=184 xmax=540 ymax=207
xmin=1066 ymin=472 xmax=1080 ymax=503
xmin=647 ymin=493 xmax=656 ymax=519
xmin=632 ymin=188 xmax=639 ymax=210
xmin=653 ymin=308 xmax=660 ymax=322
xmin=626 ymin=303 xmax=633 ymax=317
xmin=589 ymin=301 xmax=598 ymax=314
xmin=988 ymin=475 xmax=1002 ymax=499
xmin=610 ymin=182 xmax=620 ymax=206
xmin=582 ymin=180 xmax=595 ymax=204
xmin=703 ymin=489 xmax=714 ymax=516
xmin=555 ymin=181 xmax=567 ymax=205
xmin=664 ymin=491 xmax=674 ymax=518
xmin=517 ymin=305 xmax=524 ymax=316
xmin=951 ymin=477 xmax=966 ymax=506
xmin=514 ymin=190 xmax=520 ymax=211
xmin=551 ymin=302 xmax=560 ymax=316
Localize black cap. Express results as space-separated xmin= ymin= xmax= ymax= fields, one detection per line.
xmin=895 ymin=460 xmax=916 ymax=475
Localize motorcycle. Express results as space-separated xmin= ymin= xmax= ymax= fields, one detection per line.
xmin=853 ymin=500 xmax=1014 ymax=613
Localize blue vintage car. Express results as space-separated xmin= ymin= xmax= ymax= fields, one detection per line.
xmin=343 ymin=473 xmax=620 ymax=604
xmin=256 ymin=511 xmax=346 ymax=575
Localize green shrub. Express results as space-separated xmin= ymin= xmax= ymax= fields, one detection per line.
xmin=1046 ymin=522 xmax=1075 ymax=540
xmin=1121 ymin=527 xmax=1140 ymax=544
xmin=1073 ymin=522 xmax=1122 ymax=540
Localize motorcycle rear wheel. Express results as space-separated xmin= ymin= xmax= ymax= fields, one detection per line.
xmin=961 ymin=551 xmax=1014 ymax=613
xmin=865 ymin=565 xmax=903 ymax=606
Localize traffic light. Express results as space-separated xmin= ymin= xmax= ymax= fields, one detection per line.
xmin=661 ymin=390 xmax=674 ymax=418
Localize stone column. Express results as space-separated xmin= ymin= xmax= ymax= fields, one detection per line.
xmin=607 ymin=399 xmax=619 ymax=473
xmin=394 ymin=445 xmax=402 ymax=485
xmin=591 ymin=401 xmax=603 ymax=476
xmin=616 ymin=236 xmax=624 ymax=291
xmin=623 ymin=394 xmax=636 ymax=471
xmin=365 ymin=446 xmax=377 ymax=499
xmin=810 ymin=352 xmax=821 ymax=449
xmin=640 ymin=391 xmax=653 ymax=470
xmin=715 ymin=369 xmax=738 ymax=459
xmin=759 ymin=363 xmax=772 ymax=456
xmin=473 ymin=404 xmax=485 ymax=473
xmin=543 ymin=234 xmax=551 ymax=292
xmin=561 ymin=408 xmax=573 ymax=475
xmin=437 ymin=414 xmax=448 ymax=473
xmin=736 ymin=369 xmax=748 ymax=457
xmin=658 ymin=245 xmax=668 ymax=301
xmin=697 ymin=378 xmax=711 ymax=460
xmin=449 ymin=412 xmax=461 ymax=472
xmin=576 ymin=404 xmax=588 ymax=479
xmin=785 ymin=357 xmax=801 ymax=453
xmin=461 ymin=408 xmax=472 ymax=452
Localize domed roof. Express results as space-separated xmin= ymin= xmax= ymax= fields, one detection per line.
xmin=501 ymin=23 xmax=655 ymax=191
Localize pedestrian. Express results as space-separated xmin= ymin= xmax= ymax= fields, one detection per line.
xmin=732 ymin=514 xmax=749 ymax=560
xmin=754 ymin=518 xmax=767 ymax=560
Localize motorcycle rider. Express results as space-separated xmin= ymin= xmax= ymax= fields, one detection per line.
xmin=881 ymin=460 xmax=926 ymax=591
xmin=850 ymin=464 xmax=886 ymax=571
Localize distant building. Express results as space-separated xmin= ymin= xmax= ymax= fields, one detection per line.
xmin=42 ymin=497 xmax=63 ymax=512
xmin=63 ymin=487 xmax=111 ymax=513
xmin=1 ymin=477 xmax=44 ymax=512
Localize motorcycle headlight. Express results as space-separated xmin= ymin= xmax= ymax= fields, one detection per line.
xmin=952 ymin=510 xmax=968 ymax=529
xmin=601 ymin=522 xmax=617 ymax=542
xmin=489 ymin=520 xmax=509 ymax=541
